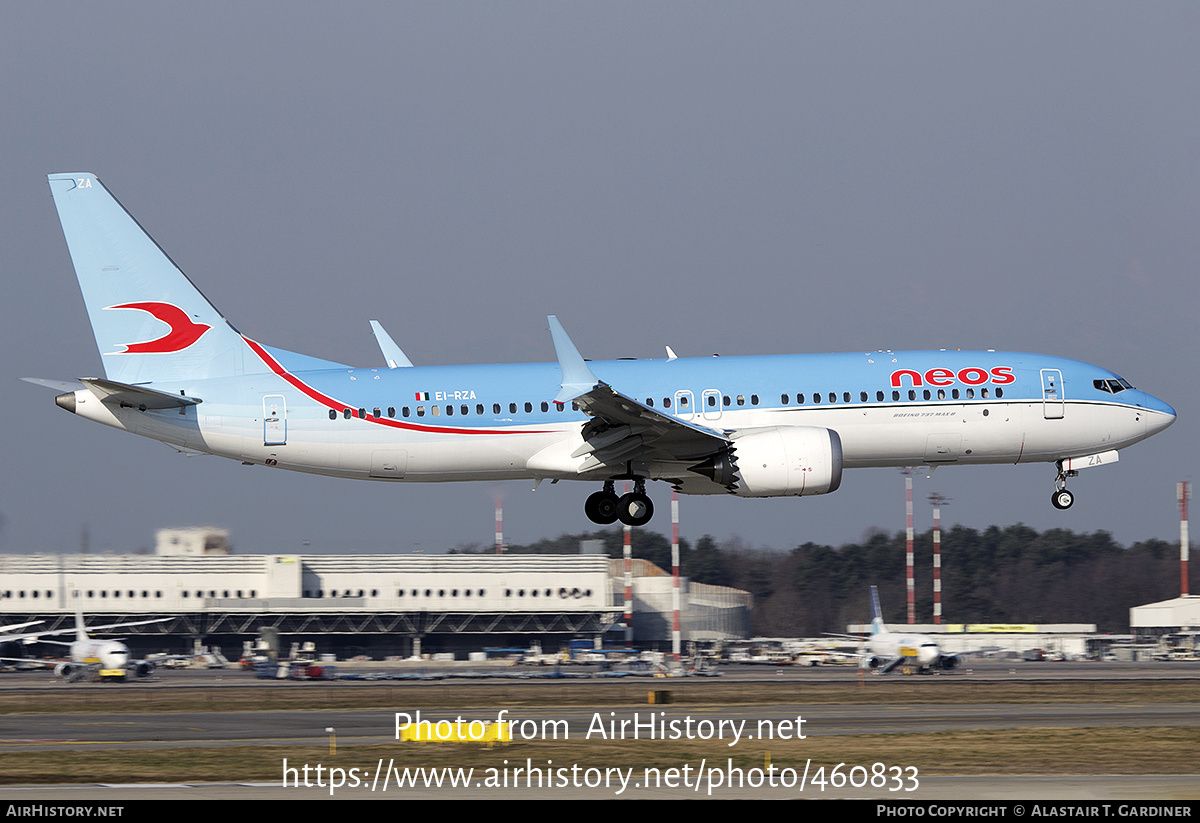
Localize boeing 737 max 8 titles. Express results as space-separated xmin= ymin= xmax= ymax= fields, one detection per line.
xmin=32 ymin=173 xmax=1176 ymax=526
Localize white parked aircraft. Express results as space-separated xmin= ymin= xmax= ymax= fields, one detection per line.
xmin=33 ymin=173 xmax=1176 ymax=526
xmin=855 ymin=586 xmax=958 ymax=674
xmin=0 ymin=602 xmax=174 ymax=682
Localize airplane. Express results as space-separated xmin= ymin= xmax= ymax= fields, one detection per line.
xmin=852 ymin=586 xmax=959 ymax=675
xmin=0 ymin=600 xmax=175 ymax=682
xmin=32 ymin=173 xmax=1176 ymax=527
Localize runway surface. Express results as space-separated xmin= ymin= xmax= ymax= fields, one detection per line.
xmin=0 ymin=661 xmax=1197 ymax=800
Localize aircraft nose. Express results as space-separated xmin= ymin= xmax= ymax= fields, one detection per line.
xmin=1142 ymin=395 xmax=1176 ymax=434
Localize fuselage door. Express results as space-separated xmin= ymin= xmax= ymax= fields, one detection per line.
xmin=1040 ymin=369 xmax=1064 ymax=419
xmin=263 ymin=395 xmax=287 ymax=445
xmin=674 ymin=390 xmax=695 ymax=421
xmin=701 ymin=389 xmax=722 ymax=421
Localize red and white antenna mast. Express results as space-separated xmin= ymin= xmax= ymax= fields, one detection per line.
xmin=902 ymin=468 xmax=915 ymax=624
xmin=494 ymin=496 xmax=504 ymax=554
xmin=1179 ymin=482 xmax=1191 ymax=596
xmin=929 ymin=493 xmax=950 ymax=624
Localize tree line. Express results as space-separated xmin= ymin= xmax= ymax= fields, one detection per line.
xmin=455 ymin=525 xmax=1190 ymax=634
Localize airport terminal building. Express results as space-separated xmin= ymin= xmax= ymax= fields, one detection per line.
xmin=0 ymin=529 xmax=750 ymax=658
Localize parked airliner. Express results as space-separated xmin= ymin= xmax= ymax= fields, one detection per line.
xmin=855 ymin=586 xmax=958 ymax=674
xmin=0 ymin=604 xmax=173 ymax=681
xmin=34 ymin=173 xmax=1175 ymax=526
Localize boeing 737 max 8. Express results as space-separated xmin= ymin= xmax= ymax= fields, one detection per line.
xmin=33 ymin=173 xmax=1176 ymax=526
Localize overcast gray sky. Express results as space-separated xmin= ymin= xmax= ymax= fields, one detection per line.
xmin=1 ymin=2 xmax=1196 ymax=556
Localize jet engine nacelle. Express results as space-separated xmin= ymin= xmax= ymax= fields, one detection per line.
xmin=54 ymin=662 xmax=82 ymax=679
xmin=132 ymin=661 xmax=156 ymax=678
xmin=938 ymin=655 xmax=960 ymax=670
xmin=724 ymin=426 xmax=843 ymax=497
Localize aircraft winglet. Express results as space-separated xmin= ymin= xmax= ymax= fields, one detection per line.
xmin=369 ymin=320 xmax=414 ymax=368
xmin=548 ymin=316 xmax=599 ymax=404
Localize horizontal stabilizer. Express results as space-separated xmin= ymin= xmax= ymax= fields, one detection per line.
xmin=80 ymin=378 xmax=202 ymax=410
xmin=20 ymin=377 xmax=86 ymax=393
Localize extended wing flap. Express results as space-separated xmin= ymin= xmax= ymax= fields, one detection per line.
xmin=547 ymin=317 xmax=729 ymax=469
xmin=573 ymin=382 xmax=728 ymax=461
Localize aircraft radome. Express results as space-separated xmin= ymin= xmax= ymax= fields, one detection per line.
xmin=32 ymin=173 xmax=1176 ymax=527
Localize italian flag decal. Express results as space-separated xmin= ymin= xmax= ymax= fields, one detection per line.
xmin=415 ymin=391 xmax=429 ymax=401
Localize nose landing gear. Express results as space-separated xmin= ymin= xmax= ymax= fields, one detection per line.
xmin=1051 ymin=462 xmax=1078 ymax=510
xmin=585 ymin=479 xmax=654 ymax=527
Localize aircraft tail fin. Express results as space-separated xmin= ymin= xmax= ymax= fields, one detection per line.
xmin=47 ymin=173 xmax=269 ymax=385
xmin=869 ymin=586 xmax=887 ymax=635
xmin=73 ymin=593 xmax=88 ymax=643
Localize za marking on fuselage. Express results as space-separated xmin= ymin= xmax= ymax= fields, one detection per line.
xmin=33 ymin=173 xmax=1176 ymax=526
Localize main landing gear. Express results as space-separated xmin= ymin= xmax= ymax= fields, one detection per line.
xmin=585 ymin=480 xmax=655 ymax=527
xmin=1051 ymin=462 xmax=1077 ymax=510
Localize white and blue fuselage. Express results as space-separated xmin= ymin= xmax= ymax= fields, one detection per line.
xmin=41 ymin=173 xmax=1175 ymax=526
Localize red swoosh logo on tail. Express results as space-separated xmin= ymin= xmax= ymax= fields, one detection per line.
xmin=107 ymin=302 xmax=211 ymax=353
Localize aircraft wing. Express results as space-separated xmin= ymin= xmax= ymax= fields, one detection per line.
xmin=0 ymin=656 xmax=60 ymax=669
xmin=548 ymin=317 xmax=730 ymax=470
xmin=0 ymin=617 xmax=171 ymax=646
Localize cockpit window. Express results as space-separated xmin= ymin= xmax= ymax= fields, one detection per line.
xmin=1094 ymin=378 xmax=1134 ymax=394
